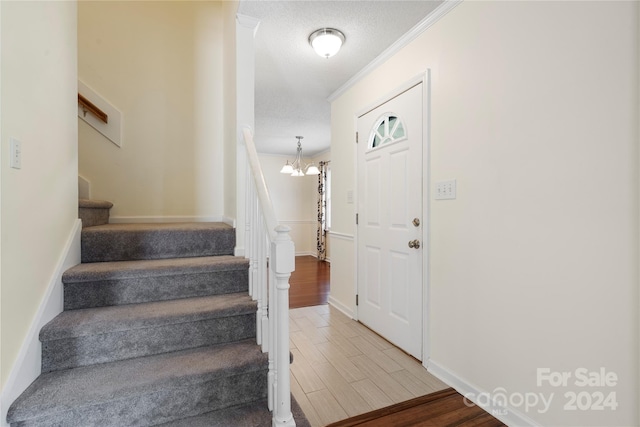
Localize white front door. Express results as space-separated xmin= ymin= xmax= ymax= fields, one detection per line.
xmin=357 ymin=82 xmax=424 ymax=359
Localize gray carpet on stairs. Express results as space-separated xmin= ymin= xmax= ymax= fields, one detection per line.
xmin=8 ymin=341 xmax=268 ymax=427
xmin=81 ymin=222 xmax=235 ymax=262
xmin=41 ymin=293 xmax=257 ymax=371
xmin=7 ymin=220 xmax=311 ymax=426
xmin=63 ymin=255 xmax=249 ymax=309
xmin=78 ymin=199 xmax=113 ymax=228
xmin=160 ymin=395 xmax=311 ymax=427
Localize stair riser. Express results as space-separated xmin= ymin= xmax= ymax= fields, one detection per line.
xmin=64 ymin=269 xmax=249 ymax=310
xmin=81 ymin=228 xmax=235 ymax=262
xmin=78 ymin=207 xmax=110 ymax=228
xmin=9 ymin=369 xmax=267 ymax=427
xmin=42 ymin=314 xmax=256 ymax=372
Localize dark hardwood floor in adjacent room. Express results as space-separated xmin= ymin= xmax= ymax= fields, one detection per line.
xmin=326 ymin=388 xmax=506 ymax=427
xmin=289 ymin=255 xmax=330 ymax=309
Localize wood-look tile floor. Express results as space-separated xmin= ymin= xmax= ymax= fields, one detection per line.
xmin=289 ymin=304 xmax=449 ymax=427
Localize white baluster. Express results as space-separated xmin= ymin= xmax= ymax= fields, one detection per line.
xmin=268 ymin=262 xmax=276 ymax=411
xmin=245 ymin=166 xmax=253 ymax=295
xmin=258 ymin=213 xmax=269 ymax=351
xmin=251 ymin=182 xmax=259 ymax=300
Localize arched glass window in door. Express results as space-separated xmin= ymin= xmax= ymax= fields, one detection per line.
xmin=369 ymin=114 xmax=406 ymax=149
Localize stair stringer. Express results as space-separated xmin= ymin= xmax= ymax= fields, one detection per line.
xmin=0 ymin=219 xmax=82 ymax=427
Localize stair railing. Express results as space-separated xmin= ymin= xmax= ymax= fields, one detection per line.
xmin=242 ymin=126 xmax=296 ymax=427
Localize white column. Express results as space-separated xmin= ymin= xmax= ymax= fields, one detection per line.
xmin=272 ymin=225 xmax=295 ymax=427
xmin=235 ymin=13 xmax=259 ymax=256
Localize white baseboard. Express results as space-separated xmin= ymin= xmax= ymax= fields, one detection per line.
xmin=1 ymin=219 xmax=82 ymax=426
xmin=295 ymin=251 xmax=316 ymax=257
xmin=328 ymin=296 xmax=354 ymax=319
xmin=279 ymin=220 xmax=316 ymax=225
xmin=427 ymin=360 xmax=540 ymax=427
xmin=109 ymin=215 xmax=233 ymax=224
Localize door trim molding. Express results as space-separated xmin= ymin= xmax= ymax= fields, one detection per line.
xmin=354 ymin=71 xmax=431 ymax=361
xmin=355 ymin=73 xmax=426 ymax=119
xmin=421 ymin=70 xmax=432 ymax=365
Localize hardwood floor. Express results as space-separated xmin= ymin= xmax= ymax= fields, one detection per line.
xmin=289 ymin=256 xmax=330 ymax=309
xmin=326 ymin=388 xmax=506 ymax=427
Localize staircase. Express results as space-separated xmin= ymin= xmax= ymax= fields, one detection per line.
xmin=7 ymin=203 xmax=308 ymax=426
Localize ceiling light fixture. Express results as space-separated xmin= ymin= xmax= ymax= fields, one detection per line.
xmin=280 ymin=136 xmax=320 ymax=177
xmin=309 ymin=28 xmax=345 ymax=59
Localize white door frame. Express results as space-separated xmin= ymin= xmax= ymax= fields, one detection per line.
xmin=353 ymin=70 xmax=431 ymax=366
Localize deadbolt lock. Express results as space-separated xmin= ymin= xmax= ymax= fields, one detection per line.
xmin=412 ymin=218 xmax=420 ymax=227
xmin=408 ymin=239 xmax=421 ymax=249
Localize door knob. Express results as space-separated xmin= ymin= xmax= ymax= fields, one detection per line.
xmin=412 ymin=218 xmax=420 ymax=227
xmin=408 ymin=239 xmax=421 ymax=249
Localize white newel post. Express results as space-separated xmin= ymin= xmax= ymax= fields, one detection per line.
xmin=272 ymin=225 xmax=295 ymax=427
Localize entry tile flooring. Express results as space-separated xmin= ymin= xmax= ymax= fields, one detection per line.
xmin=289 ymin=304 xmax=449 ymax=426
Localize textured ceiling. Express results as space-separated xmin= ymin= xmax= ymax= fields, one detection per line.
xmin=238 ymin=0 xmax=443 ymax=156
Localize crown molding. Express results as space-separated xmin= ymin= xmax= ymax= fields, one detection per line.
xmin=328 ymin=0 xmax=463 ymax=102
xmin=236 ymin=13 xmax=260 ymax=35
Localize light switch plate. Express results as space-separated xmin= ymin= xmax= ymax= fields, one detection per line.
xmin=10 ymin=137 xmax=22 ymax=169
xmin=347 ymin=190 xmax=354 ymax=204
xmin=435 ymin=179 xmax=456 ymax=200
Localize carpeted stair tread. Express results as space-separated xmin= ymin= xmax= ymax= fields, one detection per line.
xmin=63 ymin=255 xmax=250 ymax=310
xmin=160 ymin=396 xmax=311 ymax=427
xmin=63 ymin=255 xmax=248 ymax=283
xmin=79 ymin=199 xmax=113 ymax=209
xmin=79 ymin=199 xmax=113 ymax=228
xmin=41 ymin=293 xmax=255 ymax=341
xmin=81 ymin=222 xmax=235 ymax=262
xmin=83 ymin=222 xmax=232 ymax=233
xmin=160 ymin=401 xmax=271 ymax=427
xmin=7 ymin=340 xmax=268 ymax=426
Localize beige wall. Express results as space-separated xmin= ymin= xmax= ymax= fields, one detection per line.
xmin=258 ymin=153 xmax=317 ymax=254
xmin=255 ymin=150 xmax=331 ymax=257
xmin=330 ymin=2 xmax=638 ymax=425
xmin=78 ymin=1 xmax=225 ymax=219
xmin=1 ymin=0 xmax=78 ymax=388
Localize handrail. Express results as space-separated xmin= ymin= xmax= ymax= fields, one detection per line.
xmin=243 ymin=127 xmax=277 ymax=241
xmin=242 ymin=126 xmax=296 ymax=427
xmin=78 ymin=93 xmax=108 ymax=124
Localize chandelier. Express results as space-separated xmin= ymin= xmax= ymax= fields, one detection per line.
xmin=280 ymin=136 xmax=320 ymax=177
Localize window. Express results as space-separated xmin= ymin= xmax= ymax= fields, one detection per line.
xmin=369 ymin=114 xmax=406 ymax=148
xmin=325 ymin=165 xmax=331 ymax=231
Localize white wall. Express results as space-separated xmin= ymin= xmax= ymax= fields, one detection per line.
xmin=330 ymin=2 xmax=638 ymax=425
xmin=78 ymin=1 xmax=225 ymax=220
xmin=0 ymin=0 xmax=78 ymax=389
xmin=258 ymin=153 xmax=317 ymax=255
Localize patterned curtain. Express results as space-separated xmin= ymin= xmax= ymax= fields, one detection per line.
xmin=316 ymin=161 xmax=330 ymax=260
